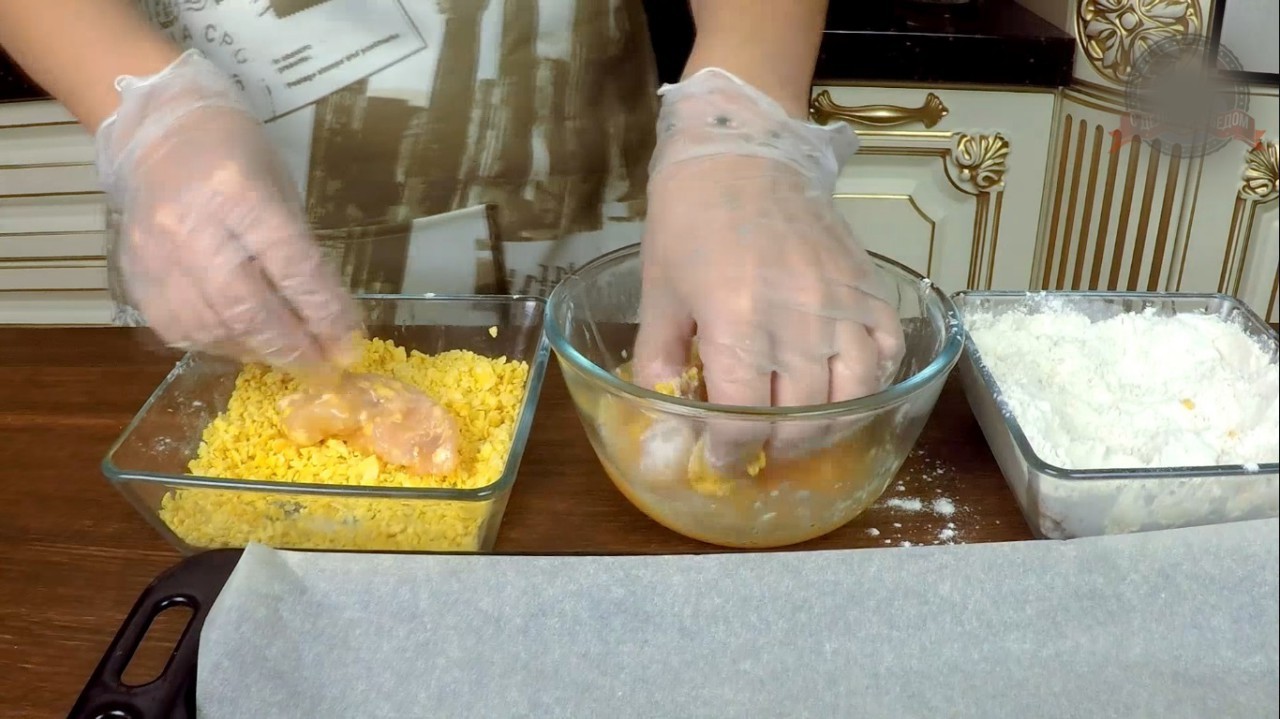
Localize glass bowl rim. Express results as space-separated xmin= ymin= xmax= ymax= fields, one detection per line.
xmin=544 ymin=243 xmax=965 ymax=419
xmin=100 ymin=293 xmax=552 ymax=500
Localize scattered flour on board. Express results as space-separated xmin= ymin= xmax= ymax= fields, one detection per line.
xmin=866 ymin=449 xmax=965 ymax=546
xmin=882 ymin=494 xmax=958 ymax=519
xmin=964 ymin=303 xmax=1280 ymax=469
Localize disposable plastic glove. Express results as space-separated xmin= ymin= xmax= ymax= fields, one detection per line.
xmin=633 ymin=68 xmax=906 ymax=470
xmin=95 ymin=50 xmax=361 ymax=372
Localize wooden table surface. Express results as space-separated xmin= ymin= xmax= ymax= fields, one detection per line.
xmin=0 ymin=328 xmax=1031 ymax=718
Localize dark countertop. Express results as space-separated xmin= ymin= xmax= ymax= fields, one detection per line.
xmin=1 ymin=0 xmax=1074 ymax=105
xmin=0 ymin=51 xmax=45 ymax=104
xmin=647 ymin=0 xmax=1074 ymax=88
xmin=820 ymin=0 xmax=1075 ymax=87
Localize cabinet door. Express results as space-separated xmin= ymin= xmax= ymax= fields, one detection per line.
xmin=1042 ymin=0 xmax=1278 ymax=320
xmin=0 ymin=101 xmax=112 ymax=325
xmin=1176 ymin=87 xmax=1279 ymax=323
xmin=1034 ymin=87 xmax=1203 ymax=293
xmin=811 ymin=85 xmax=1056 ymax=294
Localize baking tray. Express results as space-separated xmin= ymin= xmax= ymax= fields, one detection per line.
xmin=68 ymin=550 xmax=244 ymax=719
xmin=951 ymin=290 xmax=1280 ymax=540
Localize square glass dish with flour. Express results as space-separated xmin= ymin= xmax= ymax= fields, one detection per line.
xmin=953 ymin=291 xmax=1279 ymax=539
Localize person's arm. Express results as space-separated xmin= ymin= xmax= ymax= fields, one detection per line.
xmin=683 ymin=0 xmax=827 ymax=118
xmin=3 ymin=1 xmax=362 ymax=372
xmin=0 ymin=0 xmax=181 ymax=130
xmin=636 ymin=0 xmax=902 ymax=468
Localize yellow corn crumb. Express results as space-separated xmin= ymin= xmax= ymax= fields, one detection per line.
xmin=1180 ymin=398 xmax=1196 ymax=410
xmin=645 ymin=359 xmax=768 ymax=498
xmin=686 ymin=444 xmax=768 ymax=498
xmin=688 ymin=472 xmax=734 ymax=498
xmin=488 ymin=325 xmax=499 ymax=338
xmin=158 ymin=337 xmax=530 ymax=552
xmin=653 ymin=363 xmax=703 ymax=399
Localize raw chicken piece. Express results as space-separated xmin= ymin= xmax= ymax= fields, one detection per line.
xmin=277 ymin=373 xmax=460 ymax=475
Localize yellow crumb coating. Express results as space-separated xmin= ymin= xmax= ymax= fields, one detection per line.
xmin=652 ymin=363 xmax=702 ymax=399
xmin=157 ymin=338 xmax=530 ymax=552
xmin=620 ymin=359 xmax=766 ymax=499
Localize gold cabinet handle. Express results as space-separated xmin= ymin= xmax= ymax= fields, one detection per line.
xmin=809 ymin=90 xmax=950 ymax=129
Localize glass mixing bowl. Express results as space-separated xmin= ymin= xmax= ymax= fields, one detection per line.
xmin=545 ymin=243 xmax=962 ymax=545
xmin=545 ymin=244 xmax=964 ymax=548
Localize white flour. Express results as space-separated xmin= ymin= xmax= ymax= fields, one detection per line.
xmin=883 ymin=497 xmax=924 ymax=511
xmin=868 ymin=450 xmax=965 ymax=546
xmin=965 ymin=305 xmax=1280 ymax=469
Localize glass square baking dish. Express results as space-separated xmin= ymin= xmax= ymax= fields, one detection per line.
xmin=102 ymin=295 xmax=550 ymax=555
xmin=952 ymin=290 xmax=1279 ymax=539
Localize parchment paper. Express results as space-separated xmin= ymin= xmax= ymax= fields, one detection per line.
xmin=197 ymin=520 xmax=1280 ymax=719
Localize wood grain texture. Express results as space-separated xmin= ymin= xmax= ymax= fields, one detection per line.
xmin=0 ymin=328 xmax=1032 ymax=718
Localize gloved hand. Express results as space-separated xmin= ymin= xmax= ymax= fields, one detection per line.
xmin=95 ymin=50 xmax=361 ymax=372
xmin=633 ymin=68 xmax=906 ymax=470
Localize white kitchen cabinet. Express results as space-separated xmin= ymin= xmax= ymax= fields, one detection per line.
xmin=1032 ymin=85 xmax=1205 ymax=293
xmin=1027 ymin=0 xmax=1278 ymax=321
xmin=811 ymin=84 xmax=1057 ymax=294
xmin=1064 ymin=0 xmax=1213 ymax=94
xmin=0 ymin=100 xmax=112 ymax=325
xmin=1032 ymin=81 xmax=1278 ymax=322
xmin=1174 ymin=87 xmax=1279 ymax=323
xmin=0 ymin=290 xmax=113 ymax=325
